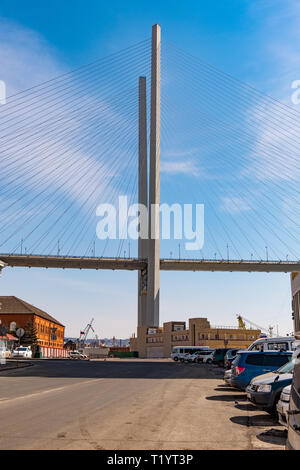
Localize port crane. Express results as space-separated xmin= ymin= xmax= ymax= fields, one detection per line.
xmin=77 ymin=318 xmax=95 ymax=348
xmin=237 ymin=315 xmax=277 ymax=337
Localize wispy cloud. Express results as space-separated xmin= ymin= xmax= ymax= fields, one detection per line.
xmin=161 ymin=159 xmax=200 ymax=176
xmin=220 ymin=196 xmax=251 ymax=214
xmin=0 ymin=18 xmax=137 ymax=252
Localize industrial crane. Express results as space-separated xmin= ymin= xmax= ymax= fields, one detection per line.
xmin=77 ymin=318 xmax=95 ymax=349
xmin=237 ymin=314 xmax=277 ymax=337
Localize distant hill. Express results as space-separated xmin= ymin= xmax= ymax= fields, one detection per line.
xmin=64 ymin=337 xmax=130 ymax=347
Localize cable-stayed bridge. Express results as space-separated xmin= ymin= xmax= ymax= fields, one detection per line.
xmin=0 ymin=24 xmax=299 ymax=327
xmin=0 ymin=254 xmax=300 ymax=273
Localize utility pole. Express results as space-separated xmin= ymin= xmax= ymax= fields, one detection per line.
xmin=138 ymin=76 xmax=148 ymax=327
xmin=147 ymin=24 xmax=161 ymax=327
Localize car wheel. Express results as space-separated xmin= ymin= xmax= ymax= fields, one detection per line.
xmin=207 ymin=359 xmax=212 ymax=364
xmin=174 ymin=357 xmax=178 ymax=362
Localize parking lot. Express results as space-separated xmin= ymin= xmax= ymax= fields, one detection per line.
xmin=0 ymin=358 xmax=287 ymax=450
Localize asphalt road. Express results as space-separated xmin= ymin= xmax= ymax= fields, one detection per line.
xmin=0 ymin=359 xmax=287 ymax=450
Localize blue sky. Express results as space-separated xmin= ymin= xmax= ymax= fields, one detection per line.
xmin=0 ymin=0 xmax=299 ymax=337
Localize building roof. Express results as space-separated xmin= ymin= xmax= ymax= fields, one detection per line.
xmin=0 ymin=334 xmax=18 ymax=341
xmin=0 ymin=296 xmax=64 ymax=327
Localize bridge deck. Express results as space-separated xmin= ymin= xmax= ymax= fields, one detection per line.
xmin=0 ymin=255 xmax=299 ymax=273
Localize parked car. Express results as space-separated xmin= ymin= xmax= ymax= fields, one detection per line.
xmin=188 ymin=349 xmax=215 ymax=363
xmin=171 ymin=346 xmax=210 ymax=362
xmin=224 ymin=349 xmax=240 ymax=369
xmin=246 ymin=357 xmax=294 ymax=412
xmin=212 ymin=348 xmax=230 ymax=367
xmin=0 ymin=347 xmax=11 ymax=358
xmin=202 ymin=349 xmax=215 ymax=364
xmin=286 ymin=344 xmax=300 ymax=450
xmin=248 ymin=336 xmax=296 ymax=352
xmin=277 ymin=385 xmax=291 ymax=429
xmin=180 ymin=352 xmax=189 ymax=362
xmin=182 ymin=349 xmax=215 ymax=364
xmin=231 ymin=351 xmax=292 ymax=390
xmin=224 ymin=369 xmax=232 ymax=386
xmin=183 ymin=352 xmax=203 ymax=363
xmin=12 ymin=346 xmax=32 ymax=358
xmin=69 ymin=350 xmax=88 ymax=360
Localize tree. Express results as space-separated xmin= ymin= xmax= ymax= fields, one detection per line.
xmin=22 ymin=319 xmax=39 ymax=357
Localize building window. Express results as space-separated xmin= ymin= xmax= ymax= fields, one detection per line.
xmin=199 ymin=333 xmax=208 ymax=340
xmin=173 ymin=324 xmax=185 ymax=331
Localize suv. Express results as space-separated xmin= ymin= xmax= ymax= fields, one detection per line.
xmin=286 ymin=345 xmax=300 ymax=450
xmin=231 ymin=351 xmax=292 ymax=390
xmin=212 ymin=348 xmax=230 ymax=367
xmin=246 ymin=358 xmax=294 ymax=412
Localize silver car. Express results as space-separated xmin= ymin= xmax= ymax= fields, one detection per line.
xmin=224 ymin=369 xmax=232 ymax=386
xmin=277 ymin=385 xmax=291 ymax=429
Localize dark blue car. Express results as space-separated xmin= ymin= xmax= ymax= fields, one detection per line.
xmin=231 ymin=351 xmax=292 ymax=390
xmin=246 ymin=358 xmax=294 ymax=411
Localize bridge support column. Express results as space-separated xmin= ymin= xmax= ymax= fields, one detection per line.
xmin=147 ymin=24 xmax=161 ymax=327
xmin=138 ymin=76 xmax=148 ymax=327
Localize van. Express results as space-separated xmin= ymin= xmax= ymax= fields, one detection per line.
xmin=248 ymin=336 xmax=296 ymax=352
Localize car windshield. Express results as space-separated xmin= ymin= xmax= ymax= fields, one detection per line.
xmin=16 ymin=348 xmax=27 ymax=351
xmin=276 ymin=358 xmax=295 ymax=374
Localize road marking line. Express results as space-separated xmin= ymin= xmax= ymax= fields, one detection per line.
xmin=0 ymin=378 xmax=104 ymax=404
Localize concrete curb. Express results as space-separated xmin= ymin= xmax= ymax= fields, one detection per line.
xmin=0 ymin=361 xmax=33 ymax=372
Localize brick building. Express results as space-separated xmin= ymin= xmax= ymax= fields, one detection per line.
xmin=0 ymin=296 xmax=65 ymax=352
xmin=130 ymin=317 xmax=261 ymax=358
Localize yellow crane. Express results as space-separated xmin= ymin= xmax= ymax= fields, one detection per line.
xmin=237 ymin=315 xmax=246 ymax=329
xmin=237 ymin=314 xmax=276 ymax=336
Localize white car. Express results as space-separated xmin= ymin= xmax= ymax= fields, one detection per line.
xmin=12 ymin=346 xmax=32 ymax=358
xmin=0 ymin=347 xmax=11 ymax=358
xmin=69 ymin=350 xmax=88 ymax=360
xmin=202 ymin=350 xmax=215 ymax=364
xmin=276 ymin=385 xmax=291 ymax=429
